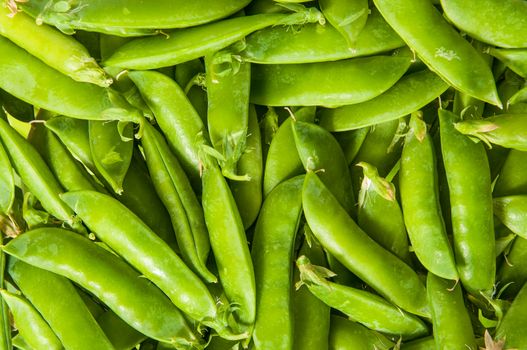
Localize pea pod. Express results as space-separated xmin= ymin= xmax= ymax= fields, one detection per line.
xmin=494 ymin=150 xmax=527 ymax=196
xmin=319 ymin=0 xmax=368 ymax=45
xmin=0 ymin=289 xmax=62 ymax=350
xmin=8 ymin=259 xmax=115 ymax=350
xmin=302 ymin=171 xmax=430 ymax=317
xmin=319 ymin=70 xmax=448 ymax=131
xmin=493 ymin=196 xmax=527 ymax=240
xmin=251 ymin=55 xmax=411 ymax=106
xmin=297 ymin=256 xmax=428 ymax=339
xmin=400 ymin=337 xmax=435 ymax=350
xmin=3 ymin=228 xmax=201 ymax=347
xmin=336 ymin=128 xmax=369 ymax=165
xmin=495 ymin=282 xmax=527 ymax=348
xmin=439 ymin=109 xmax=495 ymax=294
xmin=488 ymin=48 xmax=527 ymax=78
xmin=0 ymin=89 xmax=34 ymax=122
xmin=251 ymin=176 xmax=303 ymax=350
xmin=97 ymin=310 xmax=147 ymax=350
xmin=329 ymin=315 xmax=394 ymax=350
xmin=498 ymin=236 xmax=527 ymax=298
xmin=440 ymin=0 xmax=527 ymax=48
xmin=0 ymin=138 xmax=14 ymax=215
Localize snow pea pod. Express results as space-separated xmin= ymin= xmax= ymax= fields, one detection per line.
xmin=489 ymin=48 xmax=527 ymax=78
xmin=0 ymin=137 xmax=14 ymax=215
xmin=329 ymin=315 xmax=394 ymax=350
xmin=251 ymin=176 xmax=303 ymax=350
xmin=454 ymin=114 xmax=527 ymax=151
xmin=400 ymin=337 xmax=435 ymax=350
xmin=303 ymin=172 xmax=430 ymax=317
xmin=427 ymin=273 xmax=476 ymax=350
xmin=319 ymin=69 xmax=448 ymax=131
xmin=373 ymin=0 xmax=500 ymax=106
xmin=498 ymin=236 xmax=527 ymax=298
xmin=400 ymin=113 xmax=458 ymax=280
xmin=495 ymin=282 xmax=527 ymax=348
xmin=0 ymin=289 xmax=62 ymax=350
xmin=494 ymin=150 xmax=527 ymax=196
xmin=439 ymin=109 xmax=495 ymax=294
xmin=251 ymin=55 xmax=411 ymax=106
xmin=9 ymin=259 xmax=114 ymax=350
xmin=104 ymin=9 xmax=324 ymax=70
xmin=319 ymin=0 xmax=368 ymax=45
xmin=2 ymin=228 xmax=200 ymax=347
xmin=241 ymin=7 xmax=404 ymax=64
xmin=297 ymin=256 xmax=428 ymax=338
xmin=440 ymin=0 xmax=527 ymax=49
xmin=494 ymin=196 xmax=527 ymax=240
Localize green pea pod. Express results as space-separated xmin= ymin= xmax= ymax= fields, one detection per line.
xmin=297 ymin=256 xmax=428 ymax=339
xmin=97 ymin=310 xmax=147 ymax=350
xmin=0 ymin=289 xmax=62 ymax=350
xmin=0 ymin=117 xmax=83 ymax=232
xmin=498 ymin=236 xmax=527 ymax=298
xmin=336 ymin=128 xmax=369 ymax=165
xmin=400 ymin=113 xmax=458 ymax=280
xmin=440 ymin=0 xmax=527 ymax=49
xmin=104 ymin=9 xmax=325 ymax=70
xmin=488 ymin=48 xmax=527 ymax=78
xmin=454 ymin=114 xmax=527 ymax=151
xmin=231 ymin=106 xmax=263 ymax=229
xmin=495 ymin=283 xmax=527 ymax=348
xmin=329 ymin=315 xmax=394 ymax=350
xmin=0 ymin=89 xmax=34 ymax=122
xmin=427 ymin=273 xmax=476 ymax=349
xmin=0 ymin=139 xmax=14 ymax=215
xmin=0 ymin=233 xmax=11 ymax=350
xmin=251 ymin=55 xmax=411 ymax=106
xmin=3 ymin=228 xmax=201 ymax=347
xmin=11 ymin=335 xmax=30 ymax=350
xmin=292 ymin=120 xmax=355 ymax=214
xmin=319 ymin=0 xmax=368 ymax=45
xmin=8 ymin=259 xmax=114 ymax=350
xmin=494 ymin=196 xmax=527 ymax=239
xmin=509 ymin=85 xmax=527 ymax=106
xmin=319 ymin=70 xmax=449 ymax=131
xmin=357 ymin=162 xmax=411 ymax=263
xmin=141 ymin=122 xmax=214 ymax=283
xmin=494 ymin=150 xmax=527 ymax=196
xmin=302 ymin=172 xmax=430 ymax=317
xmin=251 ymin=176 xmax=303 ymax=350
xmin=439 ymin=109 xmax=495 ymax=294
xmin=175 ymin=59 xmax=208 ymax=123
xmin=202 ymin=161 xmax=255 ymax=330
xmin=400 ymin=336 xmax=435 ymax=350
xmin=263 ymin=107 xmax=315 ymax=196
xmin=373 ymin=0 xmax=500 ymax=106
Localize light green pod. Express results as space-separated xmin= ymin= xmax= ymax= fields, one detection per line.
xmin=489 ymin=48 xmax=527 ymax=78
xmin=329 ymin=315 xmax=394 ymax=350
xmin=319 ymin=0 xmax=368 ymax=45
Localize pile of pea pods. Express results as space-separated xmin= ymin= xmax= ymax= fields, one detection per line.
xmin=1 ymin=0 xmax=527 ymax=349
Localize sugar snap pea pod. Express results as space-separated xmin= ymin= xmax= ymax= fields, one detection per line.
xmin=329 ymin=315 xmax=394 ymax=350
xmin=494 ymin=196 xmax=527 ymax=239
xmin=400 ymin=113 xmax=458 ymax=280
xmin=263 ymin=107 xmax=315 ymax=196
xmin=60 ymin=191 xmax=231 ymax=336
xmin=0 ymin=289 xmax=62 ymax=350
xmin=251 ymin=176 xmax=303 ymax=350
xmin=336 ymin=128 xmax=369 ymax=165
xmin=292 ymin=120 xmax=355 ymax=214
xmin=8 ymin=259 xmax=114 ymax=350
xmin=231 ymin=106 xmax=263 ymax=229
xmin=141 ymin=122 xmax=215 ymax=283
xmin=3 ymin=228 xmax=201 ymax=347
xmin=494 ymin=150 xmax=527 ymax=196
xmin=319 ymin=0 xmax=368 ymax=45
xmin=303 ymin=172 xmax=430 ymax=317
xmin=357 ymin=162 xmax=411 ymax=263
xmin=201 ymin=160 xmax=255 ymax=329
xmin=427 ymin=273 xmax=476 ymax=350
xmin=495 ymin=282 xmax=527 ymax=348
xmin=297 ymin=256 xmax=428 ymax=338
xmin=97 ymin=310 xmax=147 ymax=350
xmin=251 ymin=55 xmax=411 ymax=106
xmin=498 ymin=237 xmax=527 ymax=298
xmin=104 ymin=8 xmax=325 ymax=70
xmin=373 ymin=0 xmax=500 ymax=106
xmin=400 ymin=336 xmax=435 ymax=350
xmin=0 ymin=6 xmax=110 ymax=86
xmin=440 ymin=0 xmax=527 ymax=49
xmin=439 ymin=109 xmax=495 ymax=294
xmin=319 ymin=70 xmax=448 ymax=131
xmin=0 ymin=140 xmax=14 ymax=215
xmin=488 ymin=49 xmax=527 ymax=78
xmin=509 ymin=85 xmax=527 ymax=106
xmin=454 ymin=114 xmax=527 ymax=151
xmin=0 ymin=89 xmax=34 ymax=122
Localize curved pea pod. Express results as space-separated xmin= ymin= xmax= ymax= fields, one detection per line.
xmin=440 ymin=0 xmax=527 ymax=49
xmin=8 ymin=259 xmax=114 ymax=350
xmin=2 ymin=228 xmax=201 ymax=347
xmin=357 ymin=162 xmax=411 ymax=263
xmin=263 ymin=107 xmax=315 ymax=196
xmin=319 ymin=69 xmax=448 ymax=131
xmin=439 ymin=109 xmax=495 ymax=294
xmin=0 ymin=89 xmax=34 ymax=122
xmin=373 ymin=0 xmax=500 ymax=106
xmin=251 ymin=176 xmax=303 ymax=350
xmin=454 ymin=114 xmax=527 ymax=152
xmin=509 ymin=85 xmax=527 ymax=106
xmin=104 ymin=9 xmax=324 ymax=70
xmin=488 ymin=48 xmax=527 ymax=78
xmin=0 ymin=289 xmax=62 ymax=350
xmin=498 ymin=237 xmax=527 ymax=298
xmin=496 ymin=283 xmax=527 ymax=348
xmin=97 ymin=310 xmax=147 ymax=350
xmin=493 ymin=196 xmax=527 ymax=240
xmin=251 ymin=55 xmax=411 ymax=106
xmin=427 ymin=273 xmax=476 ymax=350
xmin=141 ymin=122 xmax=214 ymax=283
xmin=242 ymin=7 xmax=404 ymax=64
xmin=0 ymin=36 xmax=141 ymax=124
xmin=319 ymin=0 xmax=368 ymax=46
xmin=400 ymin=336 xmax=435 ymax=350
xmin=494 ymin=150 xmax=527 ymax=196
xmin=19 ymin=0 xmax=250 ymax=35
xmin=0 ymin=140 xmax=14 ymax=215
xmin=293 ymin=120 xmax=355 ymax=214
xmin=303 ymin=172 xmax=430 ymax=317
xmin=329 ymin=315 xmax=394 ymax=350
xmin=400 ymin=113 xmax=458 ymax=280
xmin=297 ymin=256 xmax=428 ymax=339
